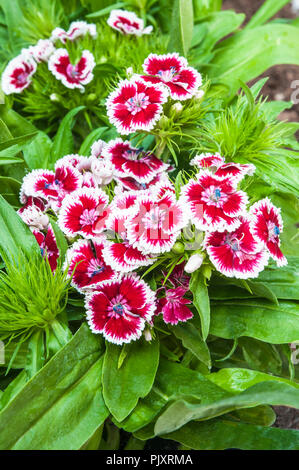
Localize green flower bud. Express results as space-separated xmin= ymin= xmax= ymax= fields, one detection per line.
xmin=172 ymin=241 xmax=185 ymax=255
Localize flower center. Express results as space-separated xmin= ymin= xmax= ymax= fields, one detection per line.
xmin=157 ymin=67 xmax=177 ymax=82
xmin=79 ymin=208 xmax=98 ymax=227
xmin=201 ymin=186 xmax=227 ymax=207
xmin=126 ymin=93 xmax=150 ymax=115
xmin=66 ymin=64 xmax=80 ymax=79
xmin=142 ymin=207 xmax=166 ymax=230
xmin=123 ymin=148 xmax=144 ymax=161
xmin=113 ymin=303 xmax=124 ymax=315
xmin=267 ymin=221 xmax=280 ymax=241
xmin=17 ymin=72 xmax=28 ymax=85
xmin=87 ymin=258 xmax=105 ymax=278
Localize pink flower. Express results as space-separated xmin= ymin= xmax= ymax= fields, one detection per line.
xmin=48 ymin=49 xmax=95 ymax=90
xmin=85 ymin=275 xmax=156 ymax=344
xmin=25 ymin=39 xmax=55 ymax=63
xmin=21 ymin=165 xmax=82 ymax=209
xmin=190 ymin=153 xmax=225 ymax=170
xmin=157 ymin=287 xmax=193 ymax=325
xmin=65 ymin=239 xmax=116 ymax=292
xmin=104 ymin=138 xmax=168 ymax=183
xmin=125 ymin=192 xmax=187 ymax=254
xmin=141 ymin=53 xmax=202 ymax=100
xmin=250 ymin=198 xmax=287 ymax=267
xmin=51 ymin=21 xmax=97 ymax=43
xmin=204 ymin=216 xmax=269 ymax=279
xmin=107 ymin=9 xmax=153 ymax=36
xmin=1 ymin=53 xmax=37 ymax=94
xmin=33 ymin=225 xmax=59 ymax=271
xmin=162 ymin=263 xmax=190 ymax=290
xmin=106 ymin=78 xmax=168 ymax=134
xmin=181 ymin=170 xmax=248 ymax=232
xmin=58 ymin=188 xmax=111 ymax=239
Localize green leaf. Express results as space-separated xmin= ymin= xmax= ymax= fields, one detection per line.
xmin=246 ymin=0 xmax=291 ymax=29
xmin=79 ymin=127 xmax=108 ymax=156
xmin=209 ymin=24 xmax=299 ymax=94
xmin=154 ymin=381 xmax=299 ymax=435
xmin=0 ymin=194 xmax=40 ymax=261
xmin=50 ymin=106 xmax=85 ymax=167
xmin=0 ymin=324 xmax=108 ymax=450
xmin=169 ymin=322 xmax=211 ymax=367
xmin=0 ymin=371 xmax=27 ymax=412
xmin=49 ymin=219 xmax=68 ymax=263
xmin=168 ymin=0 xmax=194 ymax=56
xmin=208 ymin=367 xmax=299 ymax=394
xmin=25 ymin=330 xmax=45 ymax=379
xmin=0 ymin=132 xmax=37 ymax=152
xmin=103 ymin=337 xmax=160 ymax=422
xmin=0 ymin=176 xmax=20 ymax=206
xmin=116 ymin=359 xmax=226 ymax=434
xmin=166 ymin=418 xmax=299 ymax=450
xmin=190 ymin=270 xmax=210 ymax=340
xmin=85 ymin=2 xmax=125 ymax=19
xmin=22 ymin=131 xmax=53 ymax=170
xmin=210 ymin=299 xmax=299 ymax=344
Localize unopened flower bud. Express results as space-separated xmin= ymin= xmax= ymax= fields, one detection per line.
xmin=184 ymin=253 xmax=204 ymax=273
xmin=87 ymin=93 xmax=97 ymax=104
xmin=126 ymin=67 xmax=134 ymax=78
xmin=144 ymin=329 xmax=152 ymax=342
xmin=171 ymin=102 xmax=183 ymax=115
xmin=194 ymin=89 xmax=204 ymax=100
xmin=158 ymin=115 xmax=169 ymax=128
xmin=172 ymin=241 xmax=185 ymax=255
xmin=50 ymin=93 xmax=60 ymax=102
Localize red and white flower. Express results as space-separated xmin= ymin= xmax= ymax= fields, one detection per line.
xmin=33 ymin=225 xmax=59 ymax=272
xmin=141 ymin=53 xmax=202 ymax=100
xmin=21 ymin=165 xmax=82 ymax=209
xmin=91 ymin=139 xmax=107 ymax=158
xmin=25 ymin=39 xmax=55 ymax=63
xmin=65 ymin=239 xmax=116 ymax=292
xmin=1 ymin=53 xmax=37 ymax=94
xmin=106 ymin=78 xmax=167 ymax=134
xmin=18 ymin=203 xmax=49 ymax=231
xmin=181 ymin=170 xmax=248 ymax=232
xmin=250 ymin=198 xmax=287 ymax=267
xmin=204 ymin=216 xmax=269 ymax=279
xmin=58 ymin=188 xmax=111 ymax=238
xmin=107 ymin=9 xmax=153 ymax=36
xmin=48 ymin=49 xmax=95 ymax=90
xmin=156 ymin=286 xmax=193 ymax=325
xmin=104 ymin=138 xmax=168 ymax=183
xmin=85 ymin=275 xmax=156 ymax=344
xmin=190 ymin=153 xmax=225 ymax=170
xmin=90 ymin=157 xmax=115 ymax=186
xmin=125 ymin=192 xmax=187 ymax=254
xmin=51 ymin=21 xmax=97 ymax=43
xmin=115 ymin=173 xmax=164 ymax=193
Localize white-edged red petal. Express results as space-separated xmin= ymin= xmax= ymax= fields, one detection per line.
xmin=107 ymin=9 xmax=153 ymax=36
xmin=1 ymin=53 xmax=37 ymax=94
xmin=48 ymin=48 xmax=95 ymax=90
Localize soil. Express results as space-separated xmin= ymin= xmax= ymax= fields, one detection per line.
xmin=223 ymin=0 xmax=299 ymax=432
xmin=222 ymin=0 xmax=299 ymax=125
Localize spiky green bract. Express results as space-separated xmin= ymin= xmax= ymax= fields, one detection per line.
xmin=0 ymin=250 xmax=71 ymax=343
xmin=19 ymin=0 xmax=65 ymax=44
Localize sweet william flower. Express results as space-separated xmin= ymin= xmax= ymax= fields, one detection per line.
xmin=106 ymin=78 xmax=168 ymax=135
xmin=157 ymin=287 xmax=193 ymax=325
xmin=104 ymin=138 xmax=168 ymax=184
xmin=107 ymin=9 xmax=153 ymax=36
xmin=51 ymin=21 xmax=97 ymax=43
xmin=33 ymin=225 xmax=59 ymax=272
xmin=181 ymin=170 xmax=248 ymax=232
xmin=250 ymin=198 xmax=287 ymax=267
xmin=141 ymin=53 xmax=202 ymax=101
xmin=204 ymin=216 xmax=269 ymax=279
xmin=191 ymin=153 xmax=255 ymax=182
xmin=1 ymin=53 xmax=37 ymax=94
xmin=48 ymin=49 xmax=95 ymax=91
xmin=85 ymin=275 xmax=156 ymax=344
xmin=25 ymin=39 xmax=55 ymax=63
xmin=65 ymin=239 xmax=116 ymax=292
xmin=58 ymin=188 xmax=111 ymax=239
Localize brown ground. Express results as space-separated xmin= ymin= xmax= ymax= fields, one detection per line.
xmin=223 ymin=0 xmax=299 ymax=124
xmin=223 ymin=0 xmax=299 ymax=432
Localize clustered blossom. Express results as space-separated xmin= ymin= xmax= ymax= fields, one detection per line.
xmin=106 ymin=53 xmax=203 ymax=134
xmin=1 ymin=21 xmax=97 ymax=94
xmin=17 ymin=50 xmax=287 ymax=345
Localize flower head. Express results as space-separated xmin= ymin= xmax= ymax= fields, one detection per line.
xmin=204 ymin=216 xmax=269 ymax=279
xmin=157 ymin=286 xmax=193 ymax=325
xmin=250 ymin=198 xmax=287 ymax=267
xmin=181 ymin=170 xmax=248 ymax=232
xmin=85 ymin=275 xmax=156 ymax=344
xmin=25 ymin=39 xmax=55 ymax=63
xmin=33 ymin=225 xmax=59 ymax=272
xmin=58 ymin=188 xmax=111 ymax=239
xmin=106 ymin=78 xmax=167 ymax=134
xmin=104 ymin=138 xmax=168 ymax=183
xmin=48 ymin=49 xmax=95 ymax=90
xmin=141 ymin=53 xmax=202 ymax=100
xmin=1 ymin=53 xmax=37 ymax=94
xmin=65 ymin=239 xmax=116 ymax=292
xmin=51 ymin=21 xmax=97 ymax=43
xmin=107 ymin=9 xmax=153 ymax=36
